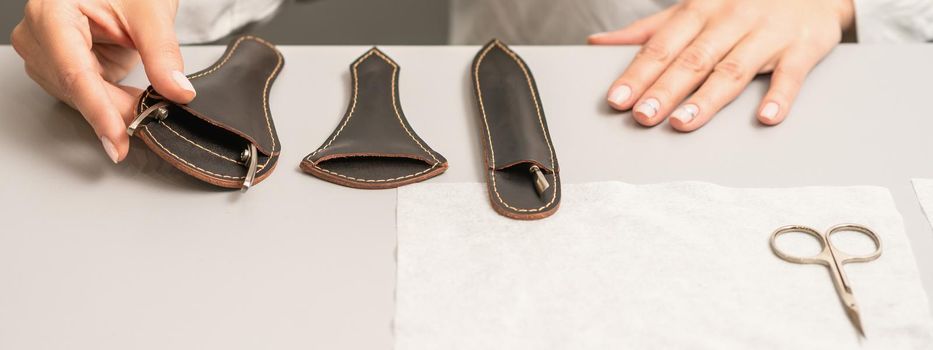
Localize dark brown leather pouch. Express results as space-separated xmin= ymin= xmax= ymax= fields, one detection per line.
xmin=471 ymin=40 xmax=561 ymax=220
xmin=127 ymin=36 xmax=284 ymax=190
xmin=301 ymin=48 xmax=448 ymax=189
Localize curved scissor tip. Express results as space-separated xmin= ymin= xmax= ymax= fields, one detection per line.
xmin=845 ymin=303 xmax=866 ymax=338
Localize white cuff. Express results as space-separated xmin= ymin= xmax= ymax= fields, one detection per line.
xmin=175 ymin=0 xmax=285 ymax=44
xmin=854 ymin=0 xmax=933 ymax=43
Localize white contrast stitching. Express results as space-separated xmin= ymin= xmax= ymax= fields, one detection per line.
xmin=306 ymin=48 xmax=440 ymax=183
xmin=143 ymin=127 xmax=245 ymax=180
xmin=161 ymin=122 xmax=244 ymax=165
xmin=474 ymin=40 xmax=558 ymax=213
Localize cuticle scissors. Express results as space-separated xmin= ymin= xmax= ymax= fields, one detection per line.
xmin=769 ymin=224 xmax=882 ymax=338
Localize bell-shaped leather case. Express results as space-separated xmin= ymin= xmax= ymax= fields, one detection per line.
xmin=128 ymin=36 xmax=284 ymax=190
xmin=301 ymin=48 xmax=448 ymax=189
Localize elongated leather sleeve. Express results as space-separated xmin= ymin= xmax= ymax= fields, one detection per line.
xmin=472 ymin=39 xmax=561 ymax=220
xmin=474 ymin=46 xmax=557 ymax=173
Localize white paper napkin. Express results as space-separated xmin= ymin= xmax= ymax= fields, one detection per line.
xmin=396 ymin=182 xmax=933 ymax=350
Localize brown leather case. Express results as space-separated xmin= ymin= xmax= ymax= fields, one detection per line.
xmin=471 ymin=39 xmax=561 ymax=220
xmin=128 ymin=36 xmax=284 ymax=190
xmin=301 ymin=48 xmax=448 ymax=189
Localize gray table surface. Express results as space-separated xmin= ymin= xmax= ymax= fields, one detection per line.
xmin=1 ymin=44 xmax=932 ymax=349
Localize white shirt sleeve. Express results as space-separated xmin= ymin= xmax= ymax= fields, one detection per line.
xmin=175 ymin=0 xmax=285 ymax=44
xmin=854 ymin=0 xmax=933 ymax=43
xmin=449 ymin=0 xmax=676 ymax=45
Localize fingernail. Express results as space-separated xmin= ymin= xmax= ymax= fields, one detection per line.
xmin=589 ymin=32 xmax=609 ymax=39
xmin=172 ymin=71 xmax=196 ymax=95
xmin=671 ymin=104 xmax=699 ymax=124
xmin=634 ymin=98 xmax=660 ymax=118
xmin=608 ymin=85 xmax=632 ymax=106
xmin=100 ymin=136 xmax=119 ymax=164
xmin=760 ymin=102 xmax=780 ymax=121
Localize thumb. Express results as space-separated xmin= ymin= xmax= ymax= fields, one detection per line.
xmin=124 ymin=1 xmax=195 ymax=104
xmin=587 ymin=5 xmax=679 ymax=45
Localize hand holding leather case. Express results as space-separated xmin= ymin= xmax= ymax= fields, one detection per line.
xmin=301 ymin=48 xmax=448 ymax=189
xmin=472 ymin=39 xmax=561 ymax=220
xmin=128 ymin=36 xmax=284 ymax=190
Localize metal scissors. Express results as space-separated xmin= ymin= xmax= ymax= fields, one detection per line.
xmin=769 ymin=224 xmax=882 ymax=337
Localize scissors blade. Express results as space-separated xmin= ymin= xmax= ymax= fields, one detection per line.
xmin=844 ymin=300 xmax=866 ymax=338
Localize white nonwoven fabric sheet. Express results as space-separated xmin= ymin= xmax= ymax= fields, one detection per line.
xmin=396 ymin=182 xmax=933 ymax=350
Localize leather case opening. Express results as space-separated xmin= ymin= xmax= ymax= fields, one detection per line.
xmin=301 ymin=48 xmax=448 ymax=189
xmin=138 ymin=103 xmax=272 ymax=182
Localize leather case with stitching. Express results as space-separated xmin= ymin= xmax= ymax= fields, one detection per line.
xmin=301 ymin=48 xmax=448 ymax=189
xmin=128 ymin=36 xmax=284 ymax=190
xmin=471 ymin=39 xmax=561 ymax=220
